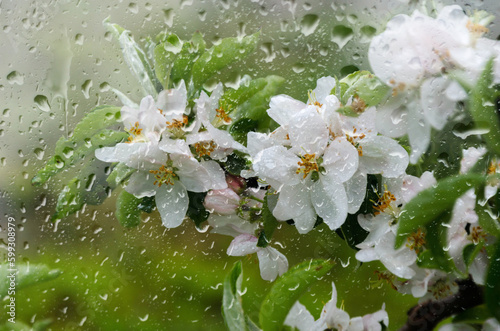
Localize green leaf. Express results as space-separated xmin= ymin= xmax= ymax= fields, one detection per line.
xmin=186 ymin=191 xmax=210 ymax=228
xmin=106 ymin=162 xmax=136 ymax=189
xmin=424 ymin=212 xmax=456 ymax=273
xmin=170 ymin=31 xmax=206 ymax=85
xmin=235 ymin=75 xmax=285 ymax=130
xmin=222 ymin=261 xmax=246 ymax=331
xmin=192 ymin=32 xmax=260 ymax=89
xmin=476 ymin=203 xmax=500 ymax=237
xmin=221 ymin=78 xmax=268 ymax=109
xmin=463 ymin=241 xmax=485 ymax=267
xmin=395 ymin=174 xmax=485 ymax=248
xmin=257 ymin=194 xmax=280 ymax=248
xmin=452 ymin=304 xmax=492 ymax=324
xmin=416 ymin=250 xmax=441 ymax=269
xmin=469 ymin=58 xmax=500 ymax=156
xmin=32 ymin=105 xmax=124 ymax=186
xmin=52 ymin=159 xmax=112 ymax=221
xmin=115 ymin=189 xmax=142 ymax=227
xmin=154 ymin=33 xmax=183 ymax=88
xmin=339 ymin=70 xmax=390 ymax=107
xmin=229 ymin=118 xmax=259 ymax=146
xmin=0 ymin=264 xmax=62 ymax=297
xmin=225 ymin=151 xmax=249 ymax=175
xmin=104 ymin=19 xmax=160 ymax=96
xmin=259 ymin=259 xmax=334 ymax=331
xmin=486 ymin=238 xmax=500 ymax=319
xmin=138 ymin=195 xmax=156 ymax=213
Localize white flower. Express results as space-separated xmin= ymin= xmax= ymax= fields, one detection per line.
xmin=250 ymin=106 xmax=358 ymax=233
xmin=95 ymin=137 xmax=226 ymax=228
xmin=186 ymin=83 xmax=246 ymax=160
xmin=369 ymin=5 xmax=498 ymax=163
xmin=355 ymin=172 xmax=436 ymax=279
xmin=227 ymin=234 xmax=288 ymax=282
xmin=284 ymin=282 xmax=389 ymax=331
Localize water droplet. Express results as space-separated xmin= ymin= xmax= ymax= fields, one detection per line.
xmin=300 ymin=14 xmax=320 ymax=36
xmin=128 ymin=2 xmax=138 ymax=14
xmin=81 ymin=79 xmax=93 ymax=99
xmin=34 ymin=148 xmax=44 ymax=160
xmin=292 ymin=63 xmax=305 ymax=73
xmin=75 ymin=33 xmax=84 ymax=45
xmin=139 ymin=314 xmax=149 ymax=322
xmin=331 ymin=25 xmax=353 ymax=49
xmin=7 ymin=71 xmax=24 ymax=85
xmin=163 ymin=9 xmax=174 ymax=26
xmin=34 ymin=95 xmax=51 ymax=112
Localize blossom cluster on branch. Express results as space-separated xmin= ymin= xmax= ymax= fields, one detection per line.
xmin=33 ymin=4 xmax=500 ymax=331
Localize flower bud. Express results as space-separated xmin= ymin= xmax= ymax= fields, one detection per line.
xmin=204 ymin=188 xmax=240 ymax=215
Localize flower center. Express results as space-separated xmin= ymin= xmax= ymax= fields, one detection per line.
xmin=466 ymin=20 xmax=489 ymax=38
xmin=345 ymin=127 xmax=365 ymax=156
xmin=469 ymin=226 xmax=486 ymax=244
xmin=127 ymin=121 xmax=143 ymax=143
xmin=149 ymin=165 xmax=177 ymax=187
xmin=296 ymin=153 xmax=319 ymax=179
xmin=166 ymin=115 xmax=188 ymax=129
xmin=350 ymin=96 xmax=366 ymax=114
xmin=431 ymin=278 xmax=455 ymax=300
xmin=372 ymin=189 xmax=396 ymax=215
xmin=307 ymin=90 xmax=323 ymax=108
xmin=371 ymin=270 xmax=397 ymax=291
xmin=406 ymin=228 xmax=426 ymax=254
xmin=215 ymin=106 xmax=232 ymax=125
xmin=194 ymin=141 xmax=217 ymax=157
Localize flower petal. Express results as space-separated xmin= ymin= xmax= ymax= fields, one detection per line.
xmin=312 ymin=173 xmax=348 ymax=230
xmin=257 ymin=246 xmax=288 ymax=281
xmin=155 ymin=181 xmax=188 ymax=228
xmin=125 ymin=171 xmax=158 ymax=198
xmin=227 ymin=234 xmax=260 ymax=256
xmin=359 ymin=136 xmax=409 ymax=177
xmin=284 ymin=302 xmax=315 ymax=331
xmin=267 ymin=95 xmax=306 ymax=126
xmin=322 ymin=137 xmax=359 ymax=183
xmin=344 ymin=171 xmax=367 ymax=214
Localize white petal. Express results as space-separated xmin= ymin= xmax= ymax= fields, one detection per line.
xmin=257 ymin=246 xmax=289 ymax=281
xmin=252 ymin=146 xmax=300 ymax=186
xmin=375 ymin=96 xmax=409 ymax=138
xmin=227 ymin=234 xmax=260 ymax=256
xmin=273 ymin=183 xmax=316 ymax=234
xmin=347 ymin=317 xmax=364 ymax=331
xmin=312 ymin=173 xmax=348 ymax=230
xmin=313 ymin=76 xmax=337 ymax=104
xmin=359 ymin=136 xmax=409 ymax=177
xmin=96 ymin=142 xmax=168 ymax=170
xmin=156 ymin=80 xmax=188 ymax=115
xmin=284 ymin=302 xmax=315 ymax=331
xmin=322 ymin=137 xmax=359 ymax=183
xmin=155 ymin=182 xmax=188 ymax=228
xmin=407 ymin=103 xmax=431 ymax=164
xmin=344 ymin=171 xmax=367 ymax=214
xmin=288 ymin=108 xmax=329 ymax=155
xmin=267 ymin=95 xmax=306 ymax=126
xmin=125 ymin=171 xmax=158 ymax=198
xmin=420 ymin=77 xmax=456 ymax=130
xmin=325 ymin=306 xmax=350 ymax=331
xmin=201 ymin=160 xmax=228 ymax=190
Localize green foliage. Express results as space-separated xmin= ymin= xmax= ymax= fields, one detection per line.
xmin=171 ymin=32 xmax=206 ymax=86
xmin=463 ymin=241 xmax=485 ymax=267
xmin=486 ymin=238 xmax=500 ymax=319
xmin=452 ymin=304 xmax=492 ymax=324
xmin=106 ymin=162 xmax=136 ymax=189
xmin=104 ymin=20 xmax=160 ymax=96
xmin=0 ymin=319 xmax=52 ymax=331
xmin=32 ymin=105 xmax=124 ymax=185
xmin=469 ymin=58 xmax=500 ymax=156
xmin=234 ymin=76 xmax=285 ymax=130
xmin=395 ymin=174 xmax=485 ymax=248
xmin=336 ymin=70 xmax=390 ymax=108
xmin=424 ymin=212 xmax=456 ymax=273
xmin=186 ymin=191 xmax=210 ymax=228
xmin=257 ymin=195 xmax=280 ymax=248
xmin=224 ymin=151 xmax=249 ymax=176
xmin=259 ymin=259 xmax=334 ymax=331
xmin=222 ymin=261 xmax=247 ymax=331
xmin=192 ymin=32 xmax=260 ymax=89
xmin=0 ymin=264 xmax=61 ymax=297
xmin=52 ymin=158 xmax=112 ymax=221
xmin=115 ymin=189 xmax=142 ymax=227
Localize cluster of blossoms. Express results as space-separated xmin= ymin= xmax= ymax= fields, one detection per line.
xmin=36 ymin=3 xmax=498 ymax=330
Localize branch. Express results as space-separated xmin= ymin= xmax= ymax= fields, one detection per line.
xmin=398 ymin=277 xmax=484 ymax=331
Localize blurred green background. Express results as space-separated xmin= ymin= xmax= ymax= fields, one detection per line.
xmin=1 ymin=0 xmax=499 ymax=330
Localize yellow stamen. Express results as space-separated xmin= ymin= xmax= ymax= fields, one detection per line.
xmin=372 ymin=270 xmax=398 ymax=291
xmin=351 ymin=96 xmax=366 ymax=114
xmin=307 ymin=90 xmax=323 ymax=108
xmin=470 ymin=226 xmax=487 ymax=244
xmin=467 ymin=20 xmax=489 ymax=36
xmin=430 ymin=279 xmax=455 ymax=300
xmin=215 ymin=107 xmax=232 ymax=124
xmin=149 ymin=165 xmax=176 ymax=186
xmin=296 ymin=153 xmax=319 ymax=179
xmin=406 ymin=228 xmax=426 ymax=254
xmin=372 ymin=188 xmax=396 ymax=215
xmin=127 ymin=121 xmax=143 ymax=143
xmin=194 ymin=141 xmax=217 ymax=157
xmin=345 ymin=127 xmax=365 ymax=156
xmin=166 ymin=115 xmax=188 ymax=129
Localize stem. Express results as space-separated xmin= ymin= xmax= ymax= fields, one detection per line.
xmin=246 ymin=195 xmax=264 ymax=203
xmin=398 ymin=277 xmax=484 ymax=331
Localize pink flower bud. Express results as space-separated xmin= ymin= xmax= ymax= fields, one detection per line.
xmin=226 ymin=174 xmax=246 ymax=194
xmin=204 ymin=188 xmax=240 ymax=215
